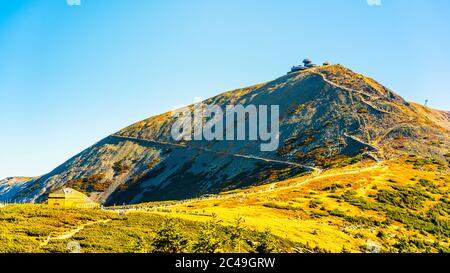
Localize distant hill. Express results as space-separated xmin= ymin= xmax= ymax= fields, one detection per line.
xmin=1 ymin=64 xmax=448 ymax=205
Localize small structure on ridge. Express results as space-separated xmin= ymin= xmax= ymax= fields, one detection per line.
xmin=288 ymin=58 xmax=323 ymax=74
xmin=47 ymin=188 xmax=99 ymax=209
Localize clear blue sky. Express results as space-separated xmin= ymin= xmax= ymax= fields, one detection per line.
xmin=1 ymin=0 xmax=449 ymax=179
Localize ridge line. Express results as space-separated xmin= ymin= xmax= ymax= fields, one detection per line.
xmin=110 ymin=134 xmax=320 ymax=173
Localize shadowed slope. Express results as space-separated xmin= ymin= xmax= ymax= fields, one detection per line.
xmin=1 ymin=65 xmax=448 ymax=204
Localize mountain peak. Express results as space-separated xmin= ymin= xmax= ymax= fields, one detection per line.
xmin=286 ymin=64 xmax=403 ymax=101
xmin=1 ymin=63 xmax=448 ymax=205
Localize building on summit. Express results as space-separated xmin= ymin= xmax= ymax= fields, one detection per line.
xmin=47 ymin=188 xmax=99 ymax=209
xmin=288 ymin=58 xmax=322 ymax=74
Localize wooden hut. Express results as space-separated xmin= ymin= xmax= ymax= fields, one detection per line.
xmin=47 ymin=188 xmax=99 ymax=209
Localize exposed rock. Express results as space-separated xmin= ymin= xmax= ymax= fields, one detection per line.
xmin=1 ymin=65 xmax=448 ymax=204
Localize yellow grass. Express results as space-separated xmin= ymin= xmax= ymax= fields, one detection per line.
xmin=141 ymin=157 xmax=449 ymax=252
xmin=1 ymin=157 xmax=448 ymax=253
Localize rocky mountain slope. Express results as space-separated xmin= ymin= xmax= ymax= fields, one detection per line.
xmin=1 ymin=64 xmax=448 ymax=205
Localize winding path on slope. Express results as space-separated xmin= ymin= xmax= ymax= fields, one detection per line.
xmin=39 ymin=219 xmax=111 ymax=247
xmin=343 ymin=133 xmax=380 ymax=151
xmin=111 ymin=70 xmax=397 ymax=178
xmin=311 ymin=71 xmax=420 ymax=152
xmin=107 ymin=154 xmax=383 ymax=212
xmin=226 ymin=152 xmax=382 ymax=196
xmin=312 ymin=72 xmax=380 ymax=100
xmin=111 ymin=134 xmax=320 ymax=173
xmin=311 ymin=71 xmax=399 ymax=116
xmin=108 ymin=71 xmax=397 ymax=210
xmin=280 ymin=155 xmax=382 ymax=191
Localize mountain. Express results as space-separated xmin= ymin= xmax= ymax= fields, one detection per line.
xmin=0 ymin=177 xmax=33 ymax=202
xmin=1 ymin=64 xmax=448 ymax=205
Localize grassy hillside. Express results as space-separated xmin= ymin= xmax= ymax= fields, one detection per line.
xmin=1 ymin=64 xmax=448 ymax=253
xmin=3 ymin=64 xmax=448 ymax=205
xmin=0 ymin=204 xmax=295 ymax=253
xmin=114 ymin=156 xmax=450 ymax=253
xmin=1 ymin=156 xmax=448 ymax=253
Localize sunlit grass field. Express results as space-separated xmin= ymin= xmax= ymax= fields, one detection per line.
xmin=0 ymin=205 xmax=294 ymax=253
xmin=1 ymin=156 xmax=448 ymax=253
xmin=143 ymin=156 xmax=449 ymax=253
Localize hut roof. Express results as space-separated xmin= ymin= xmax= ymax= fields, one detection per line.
xmin=49 ymin=188 xmax=97 ymax=203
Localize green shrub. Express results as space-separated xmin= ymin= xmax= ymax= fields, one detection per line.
xmin=309 ymin=200 xmax=323 ymax=209
xmin=192 ymin=215 xmax=223 ymax=253
xmin=254 ymin=230 xmax=275 ymax=253
xmin=226 ymin=216 xmax=245 ymax=252
xmin=376 ymin=186 xmax=428 ymax=210
xmin=151 ymin=217 xmax=188 ymax=253
xmin=26 ymin=228 xmax=50 ymax=237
